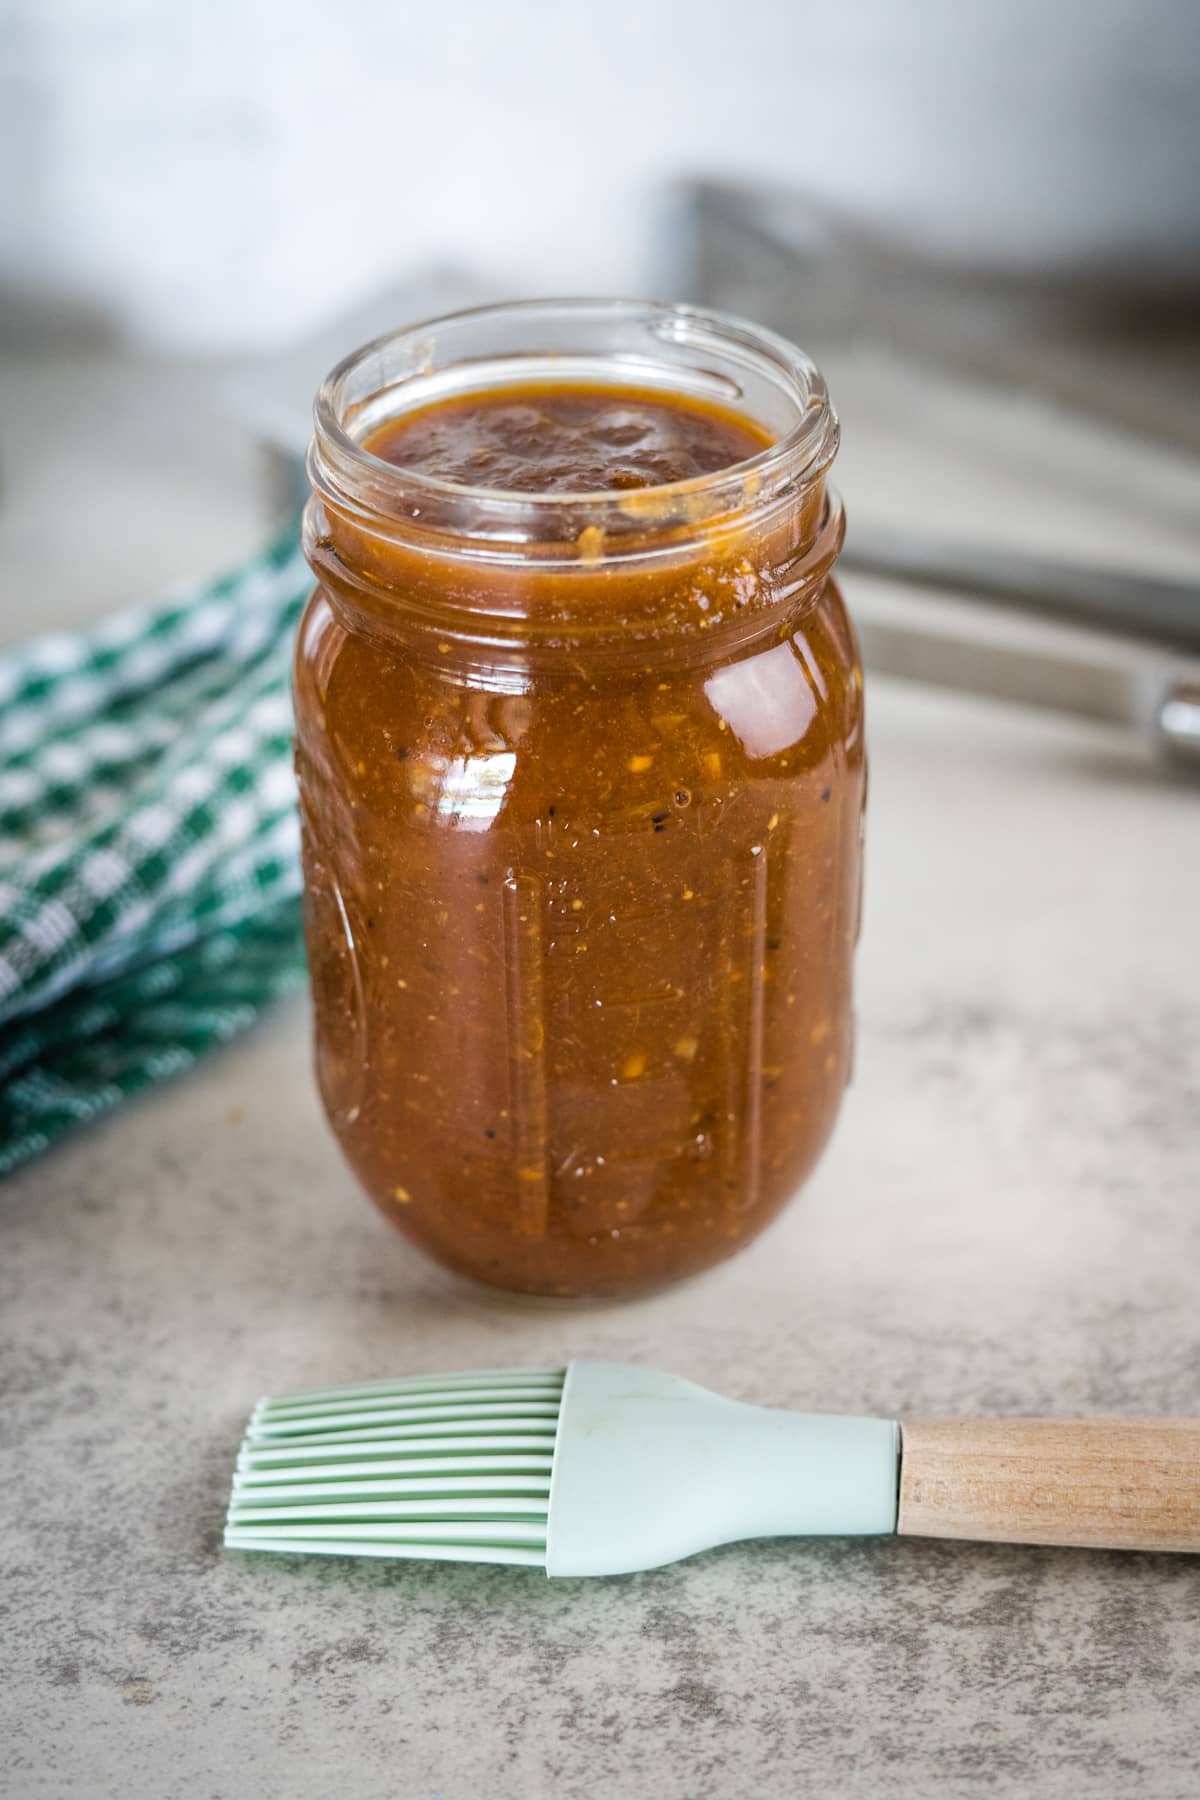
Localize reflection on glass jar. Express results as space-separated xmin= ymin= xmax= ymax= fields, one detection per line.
xmin=294 ymin=300 xmax=863 ymax=1297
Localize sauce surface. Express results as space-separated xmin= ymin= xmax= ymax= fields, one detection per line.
xmin=298 ymin=379 xmax=862 ymax=1297
xmin=366 ymin=383 xmax=771 ymax=495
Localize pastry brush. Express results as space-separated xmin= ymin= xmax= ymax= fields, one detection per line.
xmin=224 ymin=1362 xmax=1200 ymax=1574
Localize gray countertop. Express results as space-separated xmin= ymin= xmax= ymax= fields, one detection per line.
xmin=2 ymin=350 xmax=1199 ymax=1799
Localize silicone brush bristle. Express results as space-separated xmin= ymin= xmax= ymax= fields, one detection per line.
xmin=225 ymin=1369 xmax=565 ymax=1567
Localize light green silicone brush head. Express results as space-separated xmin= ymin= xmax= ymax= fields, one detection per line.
xmin=226 ymin=1367 xmax=564 ymax=1566
xmin=225 ymin=1362 xmax=899 ymax=1576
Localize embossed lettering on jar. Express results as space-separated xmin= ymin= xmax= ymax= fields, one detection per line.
xmin=294 ymin=300 xmax=864 ymax=1297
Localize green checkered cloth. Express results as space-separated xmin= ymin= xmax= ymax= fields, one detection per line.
xmin=0 ymin=528 xmax=312 ymax=1176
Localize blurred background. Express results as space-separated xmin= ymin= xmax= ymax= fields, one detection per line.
xmin=3 ymin=0 xmax=1199 ymax=350
xmin=3 ymin=0 xmax=1198 ymax=739
xmin=0 ymin=0 xmax=1198 ymax=736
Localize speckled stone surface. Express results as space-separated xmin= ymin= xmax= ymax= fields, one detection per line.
xmin=2 ymin=350 xmax=1199 ymax=1798
xmin=4 ymin=679 xmax=1198 ymax=1799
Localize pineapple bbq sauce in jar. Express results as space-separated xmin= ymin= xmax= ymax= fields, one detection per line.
xmin=294 ymin=300 xmax=863 ymax=1298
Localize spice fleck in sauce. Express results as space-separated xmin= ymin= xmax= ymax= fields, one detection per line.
xmin=296 ymin=375 xmax=863 ymax=1297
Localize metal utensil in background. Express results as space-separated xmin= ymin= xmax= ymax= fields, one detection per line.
xmin=667 ymin=178 xmax=1200 ymax=457
xmin=840 ymin=532 xmax=1200 ymax=766
xmin=843 ymin=528 xmax=1200 ymax=656
xmin=668 ymin=177 xmax=1200 ymax=770
xmin=845 ymin=575 xmax=1200 ymax=768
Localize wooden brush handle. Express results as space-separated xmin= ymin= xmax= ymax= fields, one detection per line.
xmin=898 ymin=1419 xmax=1200 ymax=1554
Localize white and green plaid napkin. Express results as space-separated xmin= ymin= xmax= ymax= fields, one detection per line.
xmin=0 ymin=528 xmax=311 ymax=1175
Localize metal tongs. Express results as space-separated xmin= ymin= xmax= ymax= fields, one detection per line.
xmin=841 ymin=528 xmax=1200 ymax=766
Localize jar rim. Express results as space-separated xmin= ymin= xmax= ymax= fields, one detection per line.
xmin=310 ymin=298 xmax=838 ymax=546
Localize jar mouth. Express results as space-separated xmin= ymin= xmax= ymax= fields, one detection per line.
xmin=310 ymin=298 xmax=838 ymax=546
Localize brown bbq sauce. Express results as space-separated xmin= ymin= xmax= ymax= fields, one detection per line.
xmin=365 ymin=383 xmax=772 ymax=496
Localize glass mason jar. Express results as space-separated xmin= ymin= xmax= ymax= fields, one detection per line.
xmin=295 ymin=299 xmax=863 ymax=1298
